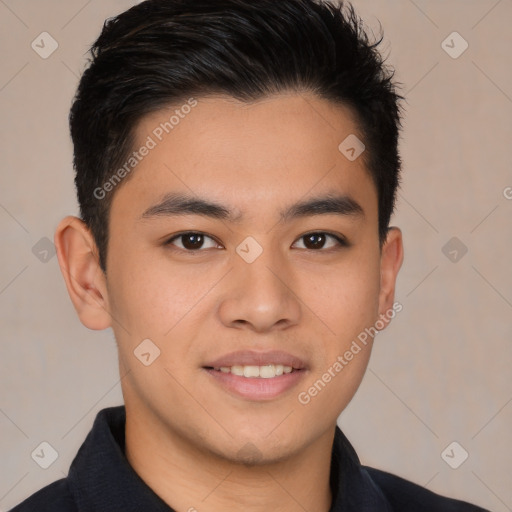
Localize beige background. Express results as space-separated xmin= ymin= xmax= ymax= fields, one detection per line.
xmin=1 ymin=0 xmax=511 ymax=510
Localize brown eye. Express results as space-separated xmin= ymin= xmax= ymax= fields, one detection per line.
xmin=303 ymin=233 xmax=327 ymax=249
xmin=181 ymin=233 xmax=205 ymax=249
xmin=293 ymin=232 xmax=348 ymax=251
xmin=166 ymin=232 xmax=219 ymax=251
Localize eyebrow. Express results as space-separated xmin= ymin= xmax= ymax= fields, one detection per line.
xmin=140 ymin=192 xmax=364 ymax=222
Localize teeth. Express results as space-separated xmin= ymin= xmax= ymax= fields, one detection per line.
xmin=212 ymin=364 xmax=296 ymax=378
xmin=259 ymin=365 xmax=276 ymax=378
xmin=244 ymin=365 xmax=260 ymax=378
xmin=231 ymin=365 xmax=244 ymax=376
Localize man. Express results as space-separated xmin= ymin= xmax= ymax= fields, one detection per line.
xmin=11 ymin=0 xmax=491 ymax=510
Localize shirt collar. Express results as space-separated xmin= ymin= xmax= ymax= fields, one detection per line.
xmin=68 ymin=406 xmax=391 ymax=512
xmin=329 ymin=424 xmax=393 ymax=511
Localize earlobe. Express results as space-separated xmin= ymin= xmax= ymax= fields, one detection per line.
xmin=377 ymin=227 xmax=404 ymax=329
xmin=54 ymin=216 xmax=112 ymax=330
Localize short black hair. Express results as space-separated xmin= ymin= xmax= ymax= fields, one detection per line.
xmin=70 ymin=0 xmax=404 ymax=271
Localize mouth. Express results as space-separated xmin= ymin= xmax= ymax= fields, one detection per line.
xmin=204 ymin=364 xmax=301 ymax=379
xmin=202 ymin=350 xmax=308 ymax=400
xmin=203 ymin=367 xmax=306 ymax=401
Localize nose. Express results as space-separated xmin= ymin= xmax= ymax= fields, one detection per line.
xmin=217 ymin=251 xmax=302 ymax=333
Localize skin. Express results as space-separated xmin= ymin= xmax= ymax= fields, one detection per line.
xmin=55 ymin=92 xmax=403 ymax=512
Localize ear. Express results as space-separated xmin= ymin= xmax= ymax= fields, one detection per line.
xmin=377 ymin=227 xmax=404 ymax=330
xmin=54 ymin=216 xmax=112 ymax=330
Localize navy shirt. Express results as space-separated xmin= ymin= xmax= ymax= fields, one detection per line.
xmin=10 ymin=406 xmax=491 ymax=511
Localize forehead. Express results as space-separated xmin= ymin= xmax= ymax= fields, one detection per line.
xmin=111 ymin=93 xmax=376 ymax=222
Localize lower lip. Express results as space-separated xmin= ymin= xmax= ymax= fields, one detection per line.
xmin=203 ymin=368 xmax=307 ymax=401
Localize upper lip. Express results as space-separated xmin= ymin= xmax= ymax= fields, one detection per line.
xmin=204 ymin=350 xmax=307 ymax=370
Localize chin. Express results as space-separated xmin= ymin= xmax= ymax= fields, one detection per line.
xmin=229 ymin=441 xmax=295 ymax=467
xmin=220 ymin=428 xmax=302 ymax=466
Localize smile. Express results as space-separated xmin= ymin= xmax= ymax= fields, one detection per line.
xmin=203 ymin=366 xmax=306 ymax=401
xmin=209 ymin=364 xmax=295 ymax=378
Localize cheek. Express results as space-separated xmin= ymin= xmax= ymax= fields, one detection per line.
xmin=106 ymin=243 xmax=223 ymax=350
xmin=299 ymin=250 xmax=381 ymax=342
xmin=296 ymin=256 xmax=380 ymax=415
xmin=109 ymin=267 xmax=191 ymax=335
xmin=106 ymin=243 xmax=176 ymax=333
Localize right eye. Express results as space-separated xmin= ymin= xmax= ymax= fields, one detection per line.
xmin=164 ymin=232 xmax=222 ymax=252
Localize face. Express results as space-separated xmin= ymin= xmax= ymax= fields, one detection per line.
xmin=65 ymin=93 xmax=402 ymax=464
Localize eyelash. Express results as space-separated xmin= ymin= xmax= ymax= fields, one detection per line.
xmin=164 ymin=231 xmax=349 ymax=252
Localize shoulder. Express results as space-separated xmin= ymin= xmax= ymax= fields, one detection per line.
xmin=364 ymin=466 xmax=491 ymax=512
xmin=9 ymin=478 xmax=78 ymax=512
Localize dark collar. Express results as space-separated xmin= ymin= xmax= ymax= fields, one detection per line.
xmin=68 ymin=406 xmax=391 ymax=511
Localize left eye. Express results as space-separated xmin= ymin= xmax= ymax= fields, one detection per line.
xmin=166 ymin=232 xmax=220 ymax=251
xmin=293 ymin=232 xmax=347 ymax=250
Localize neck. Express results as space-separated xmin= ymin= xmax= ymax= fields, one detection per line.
xmin=124 ymin=405 xmax=335 ymax=512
